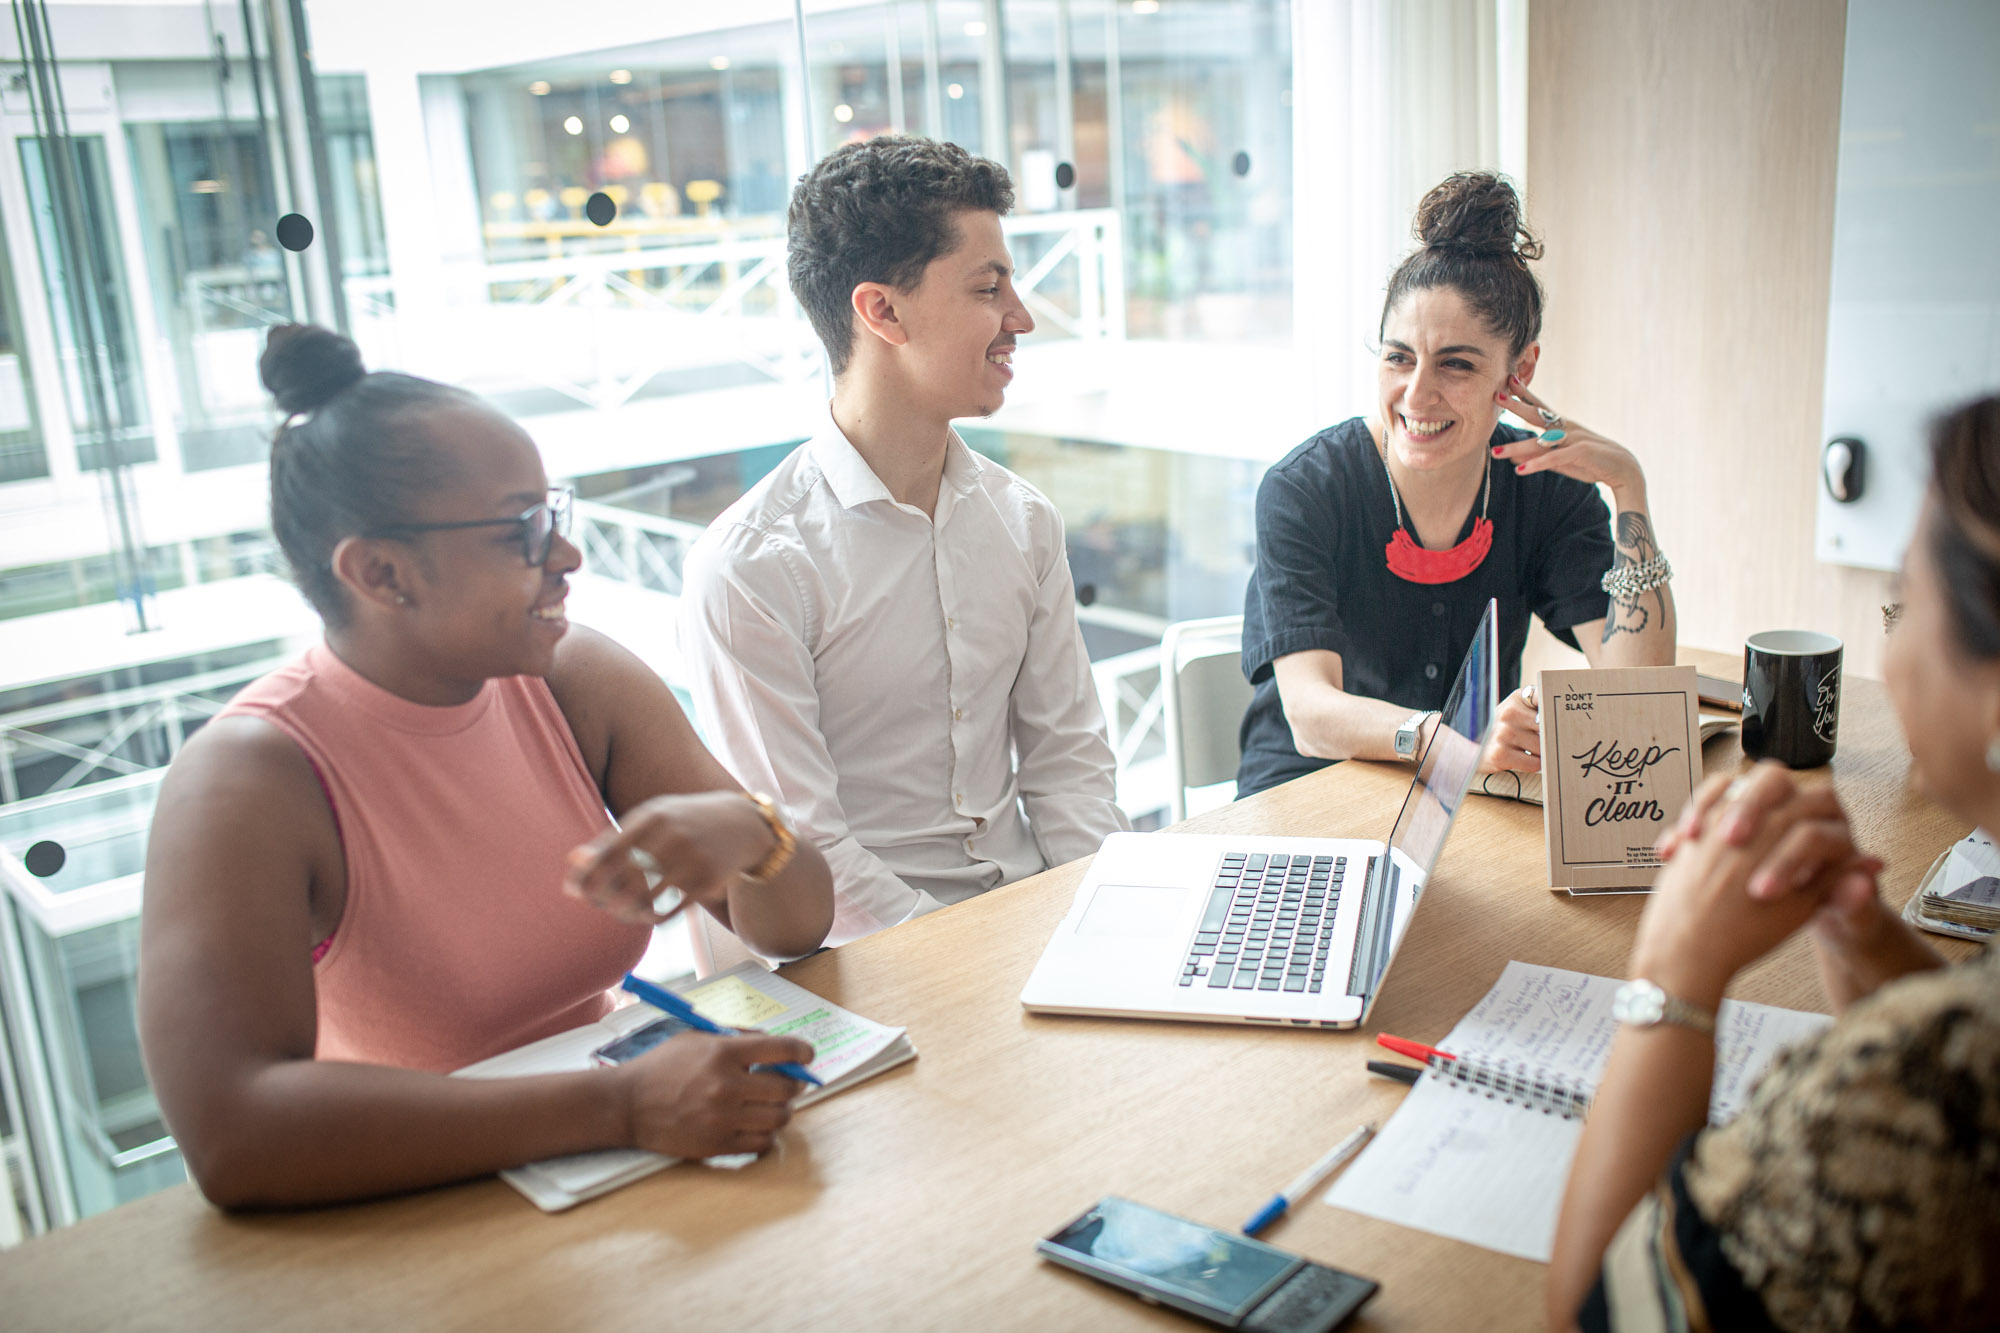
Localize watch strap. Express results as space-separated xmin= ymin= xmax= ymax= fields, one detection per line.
xmin=741 ymin=791 xmax=798 ymax=885
xmin=1655 ymin=988 xmax=1716 ymax=1034
xmin=1396 ymin=709 xmax=1430 ymax=757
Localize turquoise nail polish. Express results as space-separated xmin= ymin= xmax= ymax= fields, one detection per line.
xmin=1539 ymin=429 xmax=1566 ymax=443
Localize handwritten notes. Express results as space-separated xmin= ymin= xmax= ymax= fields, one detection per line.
xmin=1324 ymin=961 xmax=1829 ymax=1262
xmin=684 ymin=973 xmax=789 ymax=1028
xmin=1541 ymin=665 xmax=1702 ymax=892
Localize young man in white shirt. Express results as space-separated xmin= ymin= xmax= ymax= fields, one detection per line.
xmin=679 ymin=136 xmax=1129 ymax=947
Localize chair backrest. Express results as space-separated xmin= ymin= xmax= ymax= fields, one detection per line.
xmin=1159 ymin=615 xmax=1252 ymax=823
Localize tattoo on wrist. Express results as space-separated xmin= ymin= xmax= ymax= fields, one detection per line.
xmin=1602 ymin=511 xmax=1667 ymax=643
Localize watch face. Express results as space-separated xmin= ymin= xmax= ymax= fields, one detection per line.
xmin=1614 ymin=981 xmax=1665 ymax=1025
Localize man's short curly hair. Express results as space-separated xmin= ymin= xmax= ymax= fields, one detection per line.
xmin=787 ymin=135 xmax=1015 ymax=375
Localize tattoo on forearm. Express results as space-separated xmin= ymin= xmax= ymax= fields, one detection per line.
xmin=1601 ymin=511 xmax=1666 ymax=643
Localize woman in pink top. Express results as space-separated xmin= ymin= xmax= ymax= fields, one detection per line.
xmin=138 ymin=325 xmax=834 ymax=1208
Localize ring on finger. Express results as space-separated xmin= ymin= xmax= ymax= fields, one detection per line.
xmin=1724 ymin=775 xmax=1753 ymax=803
xmin=1536 ymin=405 xmax=1563 ymax=427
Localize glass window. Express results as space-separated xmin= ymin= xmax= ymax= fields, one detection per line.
xmin=0 ymin=209 xmax=48 ymax=484
xmin=125 ymin=109 xmax=293 ymax=472
xmin=19 ymin=136 xmax=156 ymax=471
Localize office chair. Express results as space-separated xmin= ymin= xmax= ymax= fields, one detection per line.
xmin=1159 ymin=615 xmax=1253 ymax=823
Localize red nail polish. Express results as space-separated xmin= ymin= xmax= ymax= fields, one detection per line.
xmin=1514 ymin=464 xmax=1525 ymax=474
xmin=1491 ymin=446 xmax=1506 ymax=456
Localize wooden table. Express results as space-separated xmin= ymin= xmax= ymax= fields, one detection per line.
xmin=0 ymin=667 xmax=1973 ymax=1332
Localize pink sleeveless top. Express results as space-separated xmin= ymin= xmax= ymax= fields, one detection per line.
xmin=217 ymin=644 xmax=650 ymax=1073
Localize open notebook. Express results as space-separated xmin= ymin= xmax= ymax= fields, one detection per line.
xmin=1324 ymin=960 xmax=1828 ymax=1262
xmin=455 ymin=962 xmax=916 ymax=1211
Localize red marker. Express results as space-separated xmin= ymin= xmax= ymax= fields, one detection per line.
xmin=1375 ymin=1033 xmax=1457 ymax=1068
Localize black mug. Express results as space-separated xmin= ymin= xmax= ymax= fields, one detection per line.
xmin=1740 ymin=631 xmax=1843 ymax=768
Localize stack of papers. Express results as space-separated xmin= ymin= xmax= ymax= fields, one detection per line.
xmin=1905 ymin=830 xmax=2000 ymax=940
xmin=1324 ymin=960 xmax=1827 ymax=1262
xmin=455 ymin=962 xmax=916 ymax=1210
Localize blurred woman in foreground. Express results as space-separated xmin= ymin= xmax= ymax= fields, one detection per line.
xmin=1549 ymin=396 xmax=2000 ymax=1331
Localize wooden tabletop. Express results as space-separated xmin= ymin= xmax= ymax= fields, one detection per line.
xmin=0 ymin=663 xmax=1974 ymax=1332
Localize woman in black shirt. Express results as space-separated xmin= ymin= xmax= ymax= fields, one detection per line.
xmin=1238 ymin=172 xmax=1678 ymax=795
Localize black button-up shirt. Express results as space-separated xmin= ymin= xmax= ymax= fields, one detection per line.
xmin=1237 ymin=417 xmax=1614 ymax=796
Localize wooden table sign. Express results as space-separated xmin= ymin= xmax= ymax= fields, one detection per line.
xmin=1539 ymin=665 xmax=1702 ymax=893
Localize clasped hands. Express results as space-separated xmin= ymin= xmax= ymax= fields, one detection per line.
xmin=1633 ymin=763 xmax=1889 ymax=1012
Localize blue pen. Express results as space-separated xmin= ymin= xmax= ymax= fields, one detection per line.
xmin=1241 ymin=1122 xmax=1376 ymax=1237
xmin=620 ymin=973 xmax=823 ymax=1087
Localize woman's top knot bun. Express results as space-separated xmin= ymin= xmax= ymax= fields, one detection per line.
xmin=1412 ymin=171 xmax=1543 ymax=262
xmin=260 ymin=323 xmax=366 ymax=417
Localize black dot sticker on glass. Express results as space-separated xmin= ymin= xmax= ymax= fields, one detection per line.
xmin=1076 ymin=583 xmax=1097 ymax=607
xmin=1232 ymin=150 xmax=1252 ymax=178
xmin=585 ymin=191 xmax=617 ymax=227
xmin=1055 ymin=161 xmax=1076 ymax=190
xmin=275 ymin=213 xmax=314 ymax=251
xmin=24 ymin=839 xmax=65 ymax=878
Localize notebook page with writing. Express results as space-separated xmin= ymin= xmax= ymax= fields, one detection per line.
xmin=1324 ymin=961 xmax=1829 ymax=1261
xmin=454 ymin=963 xmax=915 ymax=1211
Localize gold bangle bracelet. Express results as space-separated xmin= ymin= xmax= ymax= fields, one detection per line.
xmin=741 ymin=791 xmax=797 ymax=885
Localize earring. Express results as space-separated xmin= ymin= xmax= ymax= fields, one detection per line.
xmin=394 ymin=594 xmax=411 ymax=607
xmin=1988 ymin=738 xmax=2000 ymax=773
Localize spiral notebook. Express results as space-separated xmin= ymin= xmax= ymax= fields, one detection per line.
xmin=454 ymin=962 xmax=916 ymax=1211
xmin=1324 ymin=961 xmax=1829 ymax=1262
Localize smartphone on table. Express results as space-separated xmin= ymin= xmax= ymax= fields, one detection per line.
xmin=591 ymin=1016 xmax=696 ymax=1066
xmin=1038 ymin=1196 xmax=1378 ymax=1333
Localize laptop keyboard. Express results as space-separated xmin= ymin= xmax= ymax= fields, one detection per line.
xmin=1178 ymin=853 xmax=1346 ymax=994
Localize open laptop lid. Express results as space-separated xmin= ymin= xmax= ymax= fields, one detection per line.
xmin=1349 ymin=598 xmax=1501 ymax=1011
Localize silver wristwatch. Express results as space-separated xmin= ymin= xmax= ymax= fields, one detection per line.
xmin=1612 ymin=979 xmax=1716 ymax=1034
xmin=1394 ymin=709 xmax=1432 ymax=760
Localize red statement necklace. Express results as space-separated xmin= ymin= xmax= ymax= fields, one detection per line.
xmin=1378 ymin=431 xmax=1493 ymax=585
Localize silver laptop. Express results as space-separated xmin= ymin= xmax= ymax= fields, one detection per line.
xmin=1021 ymin=599 xmax=1499 ymax=1029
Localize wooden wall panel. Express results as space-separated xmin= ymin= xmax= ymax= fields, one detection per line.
xmin=1525 ymin=0 xmax=1894 ymax=679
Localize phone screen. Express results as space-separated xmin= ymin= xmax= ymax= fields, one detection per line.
xmin=1044 ymin=1197 xmax=1295 ymax=1315
xmin=591 ymin=1015 xmax=696 ymax=1065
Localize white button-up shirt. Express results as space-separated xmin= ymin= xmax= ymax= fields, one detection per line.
xmin=680 ymin=417 xmax=1128 ymax=947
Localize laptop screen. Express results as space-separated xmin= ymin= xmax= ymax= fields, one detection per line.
xmin=1352 ymin=599 xmax=1500 ymax=1004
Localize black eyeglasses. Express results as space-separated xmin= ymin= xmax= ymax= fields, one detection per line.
xmin=371 ymin=488 xmax=573 ymax=567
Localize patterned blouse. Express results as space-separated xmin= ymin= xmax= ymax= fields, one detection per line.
xmin=1581 ymin=944 xmax=2000 ymax=1332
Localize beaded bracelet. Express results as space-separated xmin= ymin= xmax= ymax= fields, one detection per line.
xmin=1601 ymin=552 xmax=1673 ymax=599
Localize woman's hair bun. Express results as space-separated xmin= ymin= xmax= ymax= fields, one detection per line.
xmin=1412 ymin=171 xmax=1543 ymax=262
xmin=260 ymin=323 xmax=366 ymax=416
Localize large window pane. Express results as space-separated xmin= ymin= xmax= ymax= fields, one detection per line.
xmin=19 ymin=136 xmax=155 ymax=471
xmin=0 ymin=210 xmax=48 ymax=483
xmin=125 ymin=110 xmax=292 ymax=472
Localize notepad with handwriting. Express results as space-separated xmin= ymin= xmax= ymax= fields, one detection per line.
xmin=454 ymin=962 xmax=916 ymax=1211
xmin=1323 ymin=961 xmax=1828 ymax=1262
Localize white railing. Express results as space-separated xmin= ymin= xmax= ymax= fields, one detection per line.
xmin=0 ymin=656 xmax=290 ymax=805
xmin=1085 ymin=604 xmax=1171 ymax=773
xmin=571 ymin=499 xmax=710 ymax=599
xmin=345 ymin=210 xmax=1125 ymax=417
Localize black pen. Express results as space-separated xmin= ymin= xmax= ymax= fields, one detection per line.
xmin=1366 ymin=1060 xmax=1421 ymax=1086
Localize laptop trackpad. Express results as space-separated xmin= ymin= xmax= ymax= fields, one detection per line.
xmin=1076 ymin=883 xmax=1193 ymax=939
